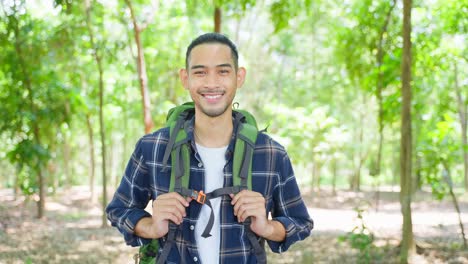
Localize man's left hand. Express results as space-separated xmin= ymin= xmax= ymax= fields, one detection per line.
xmin=230 ymin=190 xmax=273 ymax=238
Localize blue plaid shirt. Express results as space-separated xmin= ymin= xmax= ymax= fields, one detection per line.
xmin=106 ymin=117 xmax=313 ymax=263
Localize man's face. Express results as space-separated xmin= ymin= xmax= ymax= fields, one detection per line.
xmin=180 ymin=43 xmax=246 ymax=118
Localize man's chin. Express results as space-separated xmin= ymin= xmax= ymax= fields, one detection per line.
xmin=200 ymin=105 xmax=230 ymax=118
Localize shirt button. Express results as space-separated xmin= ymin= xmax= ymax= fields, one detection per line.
xmin=190 ymin=225 xmax=194 ymax=230
xmin=193 ymin=256 xmax=198 ymax=262
xmin=198 ymin=162 xmax=203 ymax=167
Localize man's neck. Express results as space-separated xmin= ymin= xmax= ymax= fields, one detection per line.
xmin=194 ymin=111 xmax=233 ymax=148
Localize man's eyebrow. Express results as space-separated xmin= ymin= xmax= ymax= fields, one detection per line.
xmin=190 ymin=63 xmax=233 ymax=70
xmin=216 ymin=63 xmax=233 ymax=68
xmin=190 ymin=65 xmax=206 ymax=70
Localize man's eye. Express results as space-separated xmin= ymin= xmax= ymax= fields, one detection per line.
xmin=219 ymin=70 xmax=230 ymax=74
xmin=194 ymin=71 xmax=205 ymax=75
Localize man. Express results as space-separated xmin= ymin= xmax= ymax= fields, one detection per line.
xmin=106 ymin=33 xmax=313 ymax=263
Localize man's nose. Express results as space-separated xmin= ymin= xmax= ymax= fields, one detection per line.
xmin=204 ymin=72 xmax=220 ymax=88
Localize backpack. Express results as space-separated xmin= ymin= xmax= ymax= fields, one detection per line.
xmin=137 ymin=102 xmax=266 ymax=264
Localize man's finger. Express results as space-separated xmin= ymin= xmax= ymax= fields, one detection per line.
xmin=159 ymin=192 xmax=190 ymax=207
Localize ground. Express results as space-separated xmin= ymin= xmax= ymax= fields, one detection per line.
xmin=0 ymin=186 xmax=467 ymax=264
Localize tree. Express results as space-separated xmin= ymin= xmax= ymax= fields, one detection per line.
xmin=9 ymin=8 xmax=46 ymax=218
xmin=399 ymin=0 xmax=415 ymax=262
xmin=375 ymin=0 xmax=396 ymax=178
xmin=124 ymin=0 xmax=157 ymax=134
xmin=84 ymin=0 xmax=109 ymax=227
xmin=214 ymin=6 xmax=221 ymax=32
xmin=454 ymin=61 xmax=468 ymax=190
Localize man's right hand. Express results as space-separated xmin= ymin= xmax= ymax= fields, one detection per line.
xmin=135 ymin=192 xmax=192 ymax=239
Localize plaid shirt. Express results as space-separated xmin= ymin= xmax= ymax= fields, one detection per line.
xmin=106 ymin=117 xmax=313 ymax=264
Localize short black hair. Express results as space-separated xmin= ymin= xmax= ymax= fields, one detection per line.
xmin=185 ymin=33 xmax=239 ymax=70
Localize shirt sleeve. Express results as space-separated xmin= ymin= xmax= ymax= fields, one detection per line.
xmin=106 ymin=138 xmax=153 ymax=247
xmin=267 ymin=152 xmax=313 ymax=253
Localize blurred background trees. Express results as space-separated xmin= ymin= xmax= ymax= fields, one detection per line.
xmin=0 ymin=0 xmax=467 ymax=262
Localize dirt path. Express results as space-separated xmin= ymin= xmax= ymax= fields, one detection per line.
xmin=0 ymin=187 xmax=467 ymax=263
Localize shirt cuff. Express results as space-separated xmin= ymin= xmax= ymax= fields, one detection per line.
xmin=266 ymin=216 xmax=295 ymax=253
xmin=122 ymin=210 xmax=152 ymax=246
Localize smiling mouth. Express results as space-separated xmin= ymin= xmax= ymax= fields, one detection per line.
xmin=204 ymin=94 xmax=222 ymax=99
xmin=201 ymin=91 xmax=224 ymax=103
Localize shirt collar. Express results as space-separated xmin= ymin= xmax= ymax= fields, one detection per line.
xmin=185 ymin=114 xmax=240 ymax=161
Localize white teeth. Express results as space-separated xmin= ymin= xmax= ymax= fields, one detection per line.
xmin=205 ymin=95 xmax=221 ymax=99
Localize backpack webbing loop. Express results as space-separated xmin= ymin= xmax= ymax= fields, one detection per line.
xmin=155 ymin=222 xmax=179 ymax=263
xmin=244 ymin=219 xmax=267 ymax=263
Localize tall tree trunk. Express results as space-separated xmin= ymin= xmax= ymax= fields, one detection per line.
xmin=311 ymin=161 xmax=322 ymax=194
xmin=14 ymin=166 xmax=20 ymax=200
xmin=442 ymin=162 xmax=467 ymax=248
xmin=11 ymin=14 xmax=45 ymax=219
xmin=332 ymin=159 xmax=337 ymax=196
xmin=400 ymin=0 xmax=415 ymax=262
xmin=454 ymin=62 xmax=468 ymax=190
xmin=85 ymin=0 xmax=108 ymax=227
xmin=125 ymin=0 xmax=156 ymax=134
xmin=349 ymin=150 xmax=356 ymax=190
xmin=63 ymin=134 xmax=71 ymax=188
xmin=63 ymin=100 xmax=72 ymax=189
xmin=86 ymin=114 xmax=97 ymax=203
xmin=352 ymin=93 xmax=367 ymax=191
xmin=214 ymin=7 xmax=221 ymax=32
xmin=375 ymin=0 xmax=396 ymax=177
xmin=120 ymin=103 xmax=129 ymax=186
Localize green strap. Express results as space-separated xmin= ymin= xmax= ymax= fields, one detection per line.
xmin=233 ymin=122 xmax=257 ymax=190
xmin=169 ymin=121 xmax=190 ymax=193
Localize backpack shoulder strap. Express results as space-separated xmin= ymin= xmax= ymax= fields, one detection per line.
xmin=232 ymin=111 xmax=258 ymax=190
xmin=149 ymin=103 xmax=194 ymax=264
xmin=231 ymin=111 xmax=266 ymax=264
xmin=166 ymin=105 xmax=192 ymax=194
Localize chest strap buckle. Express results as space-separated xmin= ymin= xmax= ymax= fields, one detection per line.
xmin=190 ymin=190 xmax=206 ymax=204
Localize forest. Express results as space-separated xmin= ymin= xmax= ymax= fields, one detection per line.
xmin=0 ymin=0 xmax=467 ymax=263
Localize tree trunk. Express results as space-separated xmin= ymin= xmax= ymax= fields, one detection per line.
xmin=85 ymin=0 xmax=108 ymax=227
xmin=14 ymin=166 xmax=20 ymax=200
xmin=12 ymin=14 xmax=45 ymax=219
xmin=63 ymin=134 xmax=71 ymax=188
xmin=375 ymin=0 xmax=396 ymax=178
xmin=120 ymin=103 xmax=129 ymax=187
xmin=312 ymin=161 xmax=322 ymax=194
xmin=442 ymin=163 xmax=467 ymax=248
xmin=415 ymin=154 xmax=422 ymax=191
xmin=349 ymin=150 xmax=355 ymax=190
xmin=332 ymin=159 xmax=337 ymax=196
xmin=454 ymin=62 xmax=468 ymax=190
xmin=311 ymin=162 xmax=316 ymax=190
xmin=125 ymin=0 xmax=155 ymax=134
xmin=86 ymin=114 xmax=97 ymax=203
xmin=214 ymin=7 xmax=221 ymax=33
xmin=63 ymin=99 xmax=72 ymax=189
xmin=400 ymin=0 xmax=415 ymax=262
xmin=352 ymin=93 xmax=367 ymax=191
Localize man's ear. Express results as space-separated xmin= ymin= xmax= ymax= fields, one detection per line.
xmin=179 ymin=68 xmax=189 ymax=90
xmin=236 ymin=67 xmax=246 ymax=88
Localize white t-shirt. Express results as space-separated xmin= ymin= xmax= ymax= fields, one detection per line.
xmin=195 ymin=143 xmax=227 ymax=264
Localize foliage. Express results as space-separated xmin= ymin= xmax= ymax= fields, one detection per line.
xmin=0 ymin=0 xmax=466 ymax=216
xmin=339 ymin=203 xmax=376 ymax=264
xmin=418 ymin=114 xmax=461 ymax=199
xmin=0 ymin=1 xmax=72 ymax=196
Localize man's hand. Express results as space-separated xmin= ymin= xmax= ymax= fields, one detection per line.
xmin=230 ymin=190 xmax=286 ymax=242
xmin=135 ymin=192 xmax=192 ymax=239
